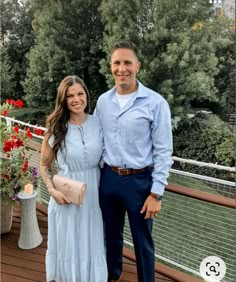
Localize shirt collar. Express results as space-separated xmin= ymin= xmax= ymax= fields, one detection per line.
xmin=109 ymin=80 xmax=148 ymax=103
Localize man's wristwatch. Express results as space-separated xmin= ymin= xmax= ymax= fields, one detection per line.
xmin=150 ymin=193 xmax=163 ymax=201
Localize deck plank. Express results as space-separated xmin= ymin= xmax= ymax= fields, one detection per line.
xmin=1 ymin=263 xmax=46 ymax=281
xmin=1 ymin=246 xmax=45 ymax=263
xmin=1 ymin=273 xmax=36 ymax=282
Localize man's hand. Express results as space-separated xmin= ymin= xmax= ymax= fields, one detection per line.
xmin=140 ymin=195 xmax=162 ymax=219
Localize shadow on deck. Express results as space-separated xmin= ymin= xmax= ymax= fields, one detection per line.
xmin=1 ymin=203 xmax=199 ymax=282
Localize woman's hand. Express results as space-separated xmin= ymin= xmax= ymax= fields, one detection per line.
xmin=49 ymin=188 xmax=71 ymax=205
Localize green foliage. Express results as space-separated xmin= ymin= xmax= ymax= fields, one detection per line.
xmin=1 ymin=0 xmax=233 ymax=132
xmin=0 ymin=48 xmax=16 ymax=99
xmin=215 ymin=136 xmax=236 ymax=167
xmin=0 ymin=0 xmax=35 ymax=100
xmin=23 ymin=0 xmax=107 ymax=110
xmin=100 ymin=0 xmax=234 ymax=117
xmin=139 ymin=0 xmax=229 ymax=116
xmin=0 ymin=100 xmax=40 ymax=202
xmin=213 ymin=14 xmax=235 ymax=116
xmin=99 ymin=0 xmax=153 ymax=86
xmin=173 ymin=113 xmax=235 ymax=170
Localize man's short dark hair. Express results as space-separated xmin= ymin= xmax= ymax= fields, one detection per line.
xmin=111 ymin=40 xmax=138 ymax=57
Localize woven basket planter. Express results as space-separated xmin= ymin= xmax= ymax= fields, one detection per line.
xmin=1 ymin=197 xmax=13 ymax=234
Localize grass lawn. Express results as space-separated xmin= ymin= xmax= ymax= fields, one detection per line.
xmin=168 ymin=173 xmax=220 ymax=195
xmin=7 ymin=107 xmax=50 ymax=125
xmin=7 ymin=108 xmax=39 ymax=118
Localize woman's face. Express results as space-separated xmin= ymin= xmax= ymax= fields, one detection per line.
xmin=66 ymin=83 xmax=87 ymax=115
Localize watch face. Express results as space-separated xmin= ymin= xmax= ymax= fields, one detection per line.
xmin=157 ymin=195 xmax=163 ymax=201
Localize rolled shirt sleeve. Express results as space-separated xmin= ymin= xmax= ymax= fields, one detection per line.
xmin=150 ymin=99 xmax=173 ymax=195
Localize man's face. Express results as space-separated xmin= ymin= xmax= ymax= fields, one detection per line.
xmin=110 ymin=48 xmax=141 ymax=94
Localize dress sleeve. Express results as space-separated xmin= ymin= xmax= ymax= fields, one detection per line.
xmin=48 ymin=134 xmax=55 ymax=148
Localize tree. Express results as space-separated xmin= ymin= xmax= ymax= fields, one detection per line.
xmin=0 ymin=48 xmax=16 ymax=99
xmin=23 ymin=0 xmax=106 ymax=110
xmin=173 ymin=113 xmax=235 ymax=179
xmin=173 ymin=113 xmax=234 ymax=164
xmin=138 ymin=0 xmax=228 ymax=117
xmin=99 ymin=0 xmax=232 ymax=117
xmin=0 ymin=0 xmax=35 ymax=100
xmin=212 ymin=11 xmax=235 ymax=117
xmin=99 ymin=0 xmax=152 ymax=86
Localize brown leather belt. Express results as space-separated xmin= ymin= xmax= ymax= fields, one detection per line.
xmin=105 ymin=163 xmax=149 ymax=176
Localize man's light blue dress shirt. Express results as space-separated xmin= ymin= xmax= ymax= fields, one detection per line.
xmin=94 ymin=81 xmax=173 ymax=196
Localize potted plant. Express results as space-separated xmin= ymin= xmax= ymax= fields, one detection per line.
xmin=0 ymin=99 xmax=42 ymax=234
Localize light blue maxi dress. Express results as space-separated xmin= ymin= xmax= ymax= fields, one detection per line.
xmin=46 ymin=115 xmax=108 ymax=282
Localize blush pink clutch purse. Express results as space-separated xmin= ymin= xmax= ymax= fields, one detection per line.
xmin=52 ymin=175 xmax=87 ymax=206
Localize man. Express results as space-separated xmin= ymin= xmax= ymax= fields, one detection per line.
xmin=94 ymin=40 xmax=173 ymax=282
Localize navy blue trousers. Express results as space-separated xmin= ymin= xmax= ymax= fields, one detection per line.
xmin=99 ymin=165 xmax=155 ymax=282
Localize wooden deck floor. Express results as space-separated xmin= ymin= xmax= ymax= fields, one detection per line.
xmin=0 ymin=203 xmax=177 ymax=282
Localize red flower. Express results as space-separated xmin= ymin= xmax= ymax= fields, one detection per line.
xmin=35 ymin=128 xmax=42 ymax=136
xmin=3 ymin=141 xmax=13 ymax=152
xmin=22 ymin=161 xmax=29 ymax=172
xmin=7 ymin=99 xmax=16 ymax=106
xmin=2 ymin=174 xmax=9 ymax=180
xmin=15 ymin=99 xmax=23 ymax=108
xmin=11 ymin=139 xmax=16 ymax=148
xmin=26 ymin=128 xmax=33 ymax=139
xmin=1 ymin=98 xmax=40 ymax=202
xmin=16 ymin=139 xmax=24 ymax=148
xmin=1 ymin=110 xmax=8 ymax=117
xmin=13 ymin=126 xmax=19 ymax=134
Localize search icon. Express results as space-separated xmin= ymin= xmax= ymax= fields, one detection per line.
xmin=200 ymin=256 xmax=226 ymax=282
xmin=209 ymin=265 xmax=217 ymax=273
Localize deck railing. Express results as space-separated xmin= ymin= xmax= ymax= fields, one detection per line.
xmin=1 ymin=116 xmax=235 ymax=282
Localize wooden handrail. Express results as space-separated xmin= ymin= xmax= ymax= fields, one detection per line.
xmin=166 ymin=183 xmax=236 ymax=208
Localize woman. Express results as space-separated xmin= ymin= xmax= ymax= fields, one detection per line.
xmin=40 ymin=75 xmax=107 ymax=282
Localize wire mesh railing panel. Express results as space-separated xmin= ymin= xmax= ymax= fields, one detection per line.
xmin=26 ymin=137 xmax=43 ymax=168
xmin=157 ymin=193 xmax=235 ymax=281
xmin=25 ymin=137 xmax=51 ymax=205
xmin=124 ymin=189 xmax=236 ymax=281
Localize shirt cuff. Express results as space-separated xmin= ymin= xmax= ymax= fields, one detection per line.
xmin=151 ymin=181 xmax=166 ymax=196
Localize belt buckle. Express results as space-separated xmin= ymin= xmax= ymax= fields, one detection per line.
xmin=117 ymin=167 xmax=129 ymax=175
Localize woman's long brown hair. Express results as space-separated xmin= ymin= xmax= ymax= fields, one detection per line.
xmin=45 ymin=75 xmax=91 ymax=161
